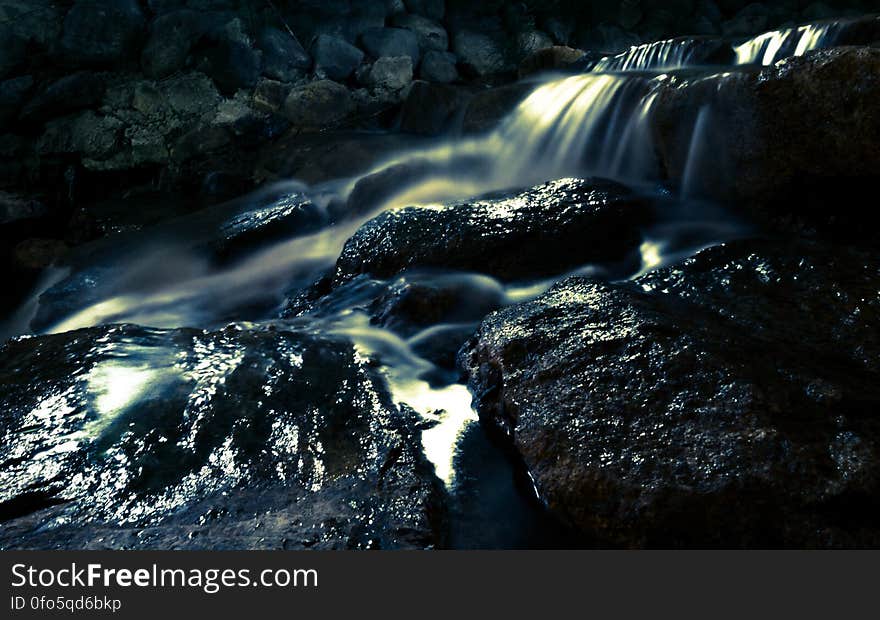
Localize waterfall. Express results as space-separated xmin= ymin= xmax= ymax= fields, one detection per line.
xmin=594 ymin=37 xmax=706 ymax=72
xmin=593 ymin=21 xmax=843 ymax=73
xmin=734 ymin=23 xmax=840 ymax=65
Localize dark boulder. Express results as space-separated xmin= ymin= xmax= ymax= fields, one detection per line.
xmin=312 ymin=35 xmax=364 ymax=81
xmin=0 ymin=324 xmax=447 ymax=549
xmin=58 ymin=0 xmax=146 ymax=68
xmin=461 ymin=238 xmax=880 ymax=547
xmin=399 ymin=80 xmax=471 ymax=134
xmin=191 ymin=20 xmax=263 ymax=95
xmin=334 ymin=178 xmax=653 ymax=284
xmin=258 ymin=27 xmax=312 ymax=82
xmin=420 ymin=50 xmax=459 ymax=83
xmin=652 ymin=47 xmax=880 ymax=227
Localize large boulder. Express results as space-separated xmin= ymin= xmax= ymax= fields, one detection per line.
xmin=333 ymin=178 xmax=653 ymax=284
xmin=18 ymin=72 xmax=105 ymax=124
xmin=652 ymin=47 xmax=880 ymax=226
xmin=58 ymin=0 xmax=146 ymax=67
xmin=462 ymin=238 xmax=880 ymax=547
xmin=0 ymin=324 xmax=447 ymax=549
xmin=312 ymin=35 xmax=365 ymax=81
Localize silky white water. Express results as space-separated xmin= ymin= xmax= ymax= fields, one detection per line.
xmin=25 ymin=18 xmax=852 ymax=485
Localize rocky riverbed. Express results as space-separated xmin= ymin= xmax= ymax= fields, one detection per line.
xmin=1 ymin=1 xmax=880 ymax=549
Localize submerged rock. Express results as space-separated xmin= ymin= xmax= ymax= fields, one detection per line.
xmin=462 ymin=238 xmax=880 ymax=547
xmin=334 ymin=178 xmax=652 ymax=284
xmin=0 ymin=324 xmax=447 ymax=549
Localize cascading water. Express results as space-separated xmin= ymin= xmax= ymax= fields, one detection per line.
xmin=593 ymin=37 xmax=707 ymax=72
xmin=10 ymin=18 xmax=863 ymax=541
xmin=733 ymin=23 xmax=840 ymax=65
xmin=592 ymin=21 xmax=842 ymax=72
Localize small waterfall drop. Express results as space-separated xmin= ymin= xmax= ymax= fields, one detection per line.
xmin=733 ymin=23 xmax=839 ymax=65
xmin=594 ymin=37 xmax=705 ymax=72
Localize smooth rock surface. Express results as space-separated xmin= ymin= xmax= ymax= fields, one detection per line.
xmin=334 ymin=178 xmax=652 ymax=284
xmin=0 ymin=323 xmax=447 ymax=549
xmin=462 ymin=238 xmax=880 ymax=547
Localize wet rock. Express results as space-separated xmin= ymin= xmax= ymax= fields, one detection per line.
xmin=0 ymin=324 xmax=447 ymax=549
xmin=284 ymin=79 xmax=354 ymax=129
xmin=360 ymin=28 xmax=421 ymax=65
xmin=452 ymin=30 xmax=510 ymax=77
xmin=399 ymin=80 xmax=471 ymax=135
xmin=461 ymin=82 xmax=533 ymax=134
xmin=365 ymin=56 xmax=414 ymax=91
xmin=462 ymin=238 xmax=880 ymax=547
xmin=344 ymin=159 xmax=436 ymax=216
xmin=312 ymin=35 xmax=364 ymax=81
xmin=652 ymin=47 xmax=880 ymax=227
xmin=334 ymin=178 xmax=652 ymax=284
xmin=258 ymin=27 xmax=312 ymax=82
xmin=391 ymin=14 xmax=449 ymax=52
xmin=518 ymin=46 xmax=587 ymax=78
xmin=141 ymin=9 xmax=206 ymax=79
xmin=59 ymin=0 xmax=146 ymax=67
xmin=18 ymin=72 xmax=105 ymax=125
xmin=370 ymin=272 xmax=504 ymax=337
xmin=210 ymin=192 xmax=327 ymax=262
xmin=420 ymin=51 xmax=459 ymax=83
